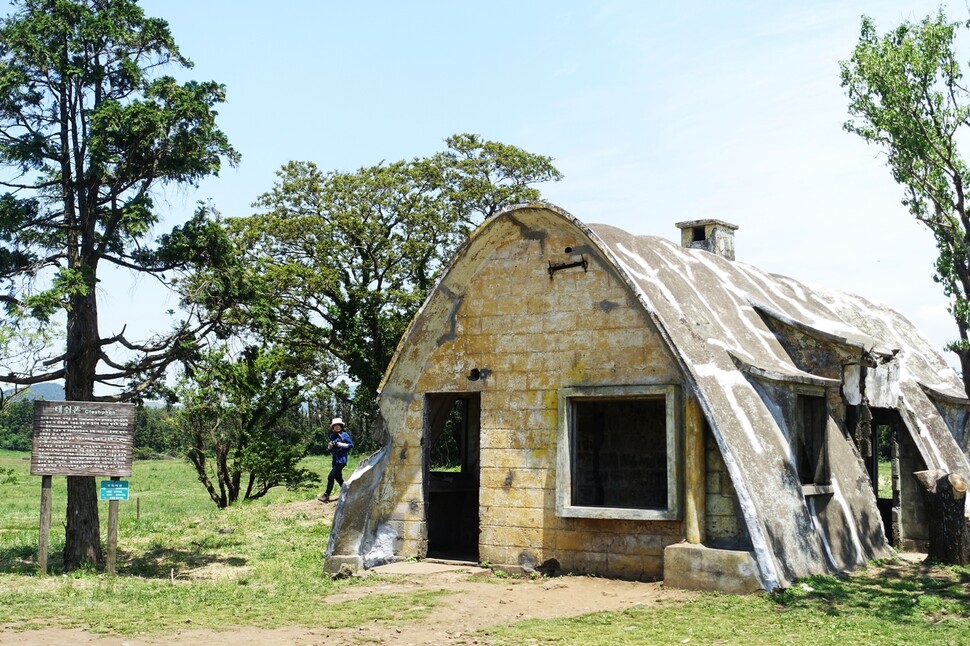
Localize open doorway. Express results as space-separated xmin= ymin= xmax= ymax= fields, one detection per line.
xmin=424 ymin=393 xmax=480 ymax=561
xmin=867 ymin=407 xmax=928 ymax=550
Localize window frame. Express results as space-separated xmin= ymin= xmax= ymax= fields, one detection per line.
xmin=794 ymin=386 xmax=832 ymax=495
xmin=556 ymin=384 xmax=682 ymax=521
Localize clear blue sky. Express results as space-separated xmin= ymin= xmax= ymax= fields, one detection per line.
xmin=102 ymin=1 xmax=970 ymax=368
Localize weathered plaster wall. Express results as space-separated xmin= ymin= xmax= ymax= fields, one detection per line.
xmin=389 ymin=212 xmax=685 ymax=579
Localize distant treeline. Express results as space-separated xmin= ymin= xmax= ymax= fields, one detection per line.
xmin=0 ymin=395 xmax=382 ymax=459
xmin=0 ymin=400 xmax=183 ymax=458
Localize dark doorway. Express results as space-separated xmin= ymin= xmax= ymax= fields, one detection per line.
xmin=424 ymin=393 xmax=480 ymax=561
xmin=867 ymin=407 xmax=927 ymax=549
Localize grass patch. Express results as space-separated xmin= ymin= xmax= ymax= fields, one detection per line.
xmin=878 ymin=458 xmax=892 ymax=499
xmin=3 ymin=450 xmax=970 ymax=643
xmin=481 ymin=565 xmax=970 ymax=645
xmin=0 ymin=450 xmax=440 ymax=635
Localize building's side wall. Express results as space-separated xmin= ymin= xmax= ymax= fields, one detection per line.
xmin=704 ymin=426 xmax=749 ymax=549
xmin=758 ymin=316 xmax=860 ymax=382
xmin=898 ymin=423 xmax=929 ymax=551
xmin=392 ymin=216 xmax=686 ymax=579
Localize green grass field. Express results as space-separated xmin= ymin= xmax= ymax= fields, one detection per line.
xmin=0 ymin=450 xmax=443 ymax=635
xmin=2 ymin=449 xmax=970 ymax=643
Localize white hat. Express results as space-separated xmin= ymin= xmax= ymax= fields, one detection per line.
xmin=330 ymin=418 xmax=345 ymax=428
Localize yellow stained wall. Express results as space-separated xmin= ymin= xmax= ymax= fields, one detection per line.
xmin=390 ymin=219 xmax=686 ymax=579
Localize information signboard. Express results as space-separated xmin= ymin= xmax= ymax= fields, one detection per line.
xmin=31 ymin=400 xmax=136 ymax=477
xmin=99 ymin=480 xmax=130 ymax=501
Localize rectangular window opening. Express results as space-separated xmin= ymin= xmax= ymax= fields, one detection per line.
xmin=796 ymin=393 xmax=829 ymax=487
xmin=571 ymin=397 xmax=668 ymax=508
xmin=557 ymin=385 xmax=681 ymax=521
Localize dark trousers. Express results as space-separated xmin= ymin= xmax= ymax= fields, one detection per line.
xmin=326 ymin=463 xmax=345 ymax=495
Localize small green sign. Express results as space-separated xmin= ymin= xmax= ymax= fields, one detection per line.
xmin=99 ymin=480 xmax=129 ymax=501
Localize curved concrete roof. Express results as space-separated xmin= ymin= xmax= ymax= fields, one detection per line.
xmin=577 ymin=210 xmax=970 ymax=588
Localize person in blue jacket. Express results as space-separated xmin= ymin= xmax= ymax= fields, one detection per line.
xmin=318 ymin=418 xmax=353 ymax=503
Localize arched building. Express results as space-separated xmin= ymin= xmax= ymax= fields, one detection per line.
xmin=325 ymin=203 xmax=970 ymax=592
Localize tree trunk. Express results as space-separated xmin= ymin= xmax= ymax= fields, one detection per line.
xmin=64 ymin=475 xmax=103 ymax=569
xmin=914 ymin=469 xmax=970 ymax=565
xmin=62 ymin=287 xmax=103 ymax=571
xmin=188 ymin=449 xmax=226 ymax=508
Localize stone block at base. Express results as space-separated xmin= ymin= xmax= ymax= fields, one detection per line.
xmin=663 ymin=543 xmax=763 ymax=594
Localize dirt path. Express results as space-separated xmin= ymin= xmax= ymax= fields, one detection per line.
xmin=2 ymin=562 xmax=696 ymax=645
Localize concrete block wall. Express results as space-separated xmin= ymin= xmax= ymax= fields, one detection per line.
xmin=704 ymin=428 xmax=748 ymax=548
xmin=394 ymin=221 xmax=685 ymax=579
xmin=898 ymin=423 xmax=929 ymax=551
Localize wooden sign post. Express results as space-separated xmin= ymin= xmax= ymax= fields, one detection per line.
xmin=100 ymin=477 xmax=130 ymax=576
xmin=37 ymin=475 xmax=52 ymax=574
xmin=31 ymin=400 xmax=135 ymax=575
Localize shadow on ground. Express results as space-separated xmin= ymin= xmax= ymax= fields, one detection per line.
xmin=0 ymin=543 xmax=46 ymax=575
xmin=775 ymin=559 xmax=970 ymax=623
xmin=0 ymin=542 xmax=247 ymax=578
xmin=123 ymin=545 xmax=247 ymax=578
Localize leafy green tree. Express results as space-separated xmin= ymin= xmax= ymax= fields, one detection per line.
xmin=0 ymin=398 xmax=33 ymax=451
xmin=842 ymin=11 xmax=970 ymax=398
xmin=230 ymin=134 xmax=562 ymax=415
xmin=133 ymin=404 xmax=180 ymax=458
xmin=0 ymin=318 xmax=57 ymax=407
xmin=175 ymin=344 xmax=319 ymax=508
xmin=0 ymin=0 xmax=238 ymax=570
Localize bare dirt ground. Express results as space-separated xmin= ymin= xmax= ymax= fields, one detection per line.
xmin=3 ymin=566 xmax=695 ymax=646
xmin=1 ymin=501 xmax=700 ymax=645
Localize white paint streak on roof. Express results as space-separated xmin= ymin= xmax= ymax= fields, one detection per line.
xmin=830 ymin=480 xmax=867 ymax=567
xmin=613 ymin=243 xmax=682 ymax=319
xmin=806 ymin=496 xmax=837 ymax=570
xmin=592 ymin=223 xmax=966 ymax=403
xmin=906 ymin=392 xmax=949 ymax=472
xmin=693 ymin=361 xmax=765 ymax=454
xmin=815 ymin=287 xmax=964 ymax=401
